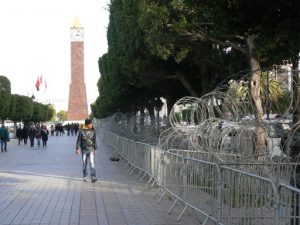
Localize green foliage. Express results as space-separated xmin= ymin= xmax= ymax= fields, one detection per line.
xmin=0 ymin=76 xmax=55 ymax=123
xmin=95 ymin=0 xmax=300 ymax=119
xmin=46 ymin=104 xmax=56 ymax=121
xmin=8 ymin=94 xmax=16 ymax=120
xmin=14 ymin=95 xmax=33 ymax=122
xmin=0 ymin=76 xmax=11 ymax=121
xmin=57 ymin=110 xmax=67 ymax=121
xmin=31 ymin=102 xmax=50 ymax=122
xmin=94 ymin=1 xmax=166 ymax=118
xmin=277 ymin=90 xmax=293 ymax=114
xmin=32 ymin=102 xmax=43 ymax=122
xmin=227 ymin=71 xmax=285 ymax=114
xmin=139 ymin=0 xmax=300 ymax=66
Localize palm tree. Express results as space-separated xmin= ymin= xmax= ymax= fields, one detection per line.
xmin=227 ymin=70 xmax=286 ymax=116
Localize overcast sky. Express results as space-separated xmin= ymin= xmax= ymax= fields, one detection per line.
xmin=0 ymin=0 xmax=110 ymax=112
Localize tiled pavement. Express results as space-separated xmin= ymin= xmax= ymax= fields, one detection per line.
xmin=0 ymin=132 xmax=200 ymax=225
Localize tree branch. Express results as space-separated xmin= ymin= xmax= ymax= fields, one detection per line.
xmin=164 ymin=73 xmax=199 ymax=97
xmin=206 ymin=37 xmax=247 ymax=54
xmin=175 ymin=72 xmax=199 ymax=97
xmin=180 ymin=30 xmax=247 ymax=54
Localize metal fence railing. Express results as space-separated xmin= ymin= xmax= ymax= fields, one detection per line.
xmin=99 ymin=129 xmax=300 ymax=225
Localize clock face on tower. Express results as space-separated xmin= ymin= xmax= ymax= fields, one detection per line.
xmin=70 ymin=28 xmax=84 ymax=42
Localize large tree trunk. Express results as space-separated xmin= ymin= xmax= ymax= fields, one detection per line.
xmin=166 ymin=95 xmax=177 ymax=116
xmin=146 ymin=105 xmax=155 ymax=127
xmin=247 ymin=35 xmax=267 ymax=157
xmin=139 ymin=108 xmax=145 ymax=131
xmin=290 ymin=55 xmax=300 ymax=225
xmin=165 ymin=95 xmax=177 ymax=128
xmin=247 ymin=36 xmax=264 ymax=122
xmin=132 ymin=109 xmax=138 ymax=134
xmin=176 ymin=72 xmax=199 ymax=97
xmin=292 ymin=56 xmax=300 ymax=124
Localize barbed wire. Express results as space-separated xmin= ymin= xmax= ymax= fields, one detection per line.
xmin=161 ymin=67 xmax=298 ymax=164
xmin=98 ymin=67 xmax=300 ymax=165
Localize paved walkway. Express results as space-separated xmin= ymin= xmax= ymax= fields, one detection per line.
xmin=0 ymin=131 xmax=200 ymax=225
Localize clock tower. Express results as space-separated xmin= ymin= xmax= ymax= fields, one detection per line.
xmin=67 ymin=18 xmax=88 ymax=121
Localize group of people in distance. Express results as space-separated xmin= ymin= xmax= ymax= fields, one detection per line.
xmin=65 ymin=123 xmax=80 ymax=136
xmin=16 ymin=123 xmax=49 ymax=147
xmin=49 ymin=123 xmax=80 ymax=136
xmin=1 ymin=119 xmax=99 ymax=183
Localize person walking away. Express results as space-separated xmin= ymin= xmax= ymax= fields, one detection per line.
xmin=71 ymin=123 xmax=75 ymax=136
xmin=16 ymin=125 xmax=23 ymax=146
xmin=0 ymin=125 xmax=9 ymax=152
xmin=35 ymin=125 xmax=42 ymax=147
xmin=22 ymin=125 xmax=28 ymax=145
xmin=50 ymin=125 xmax=55 ymax=136
xmin=76 ymin=119 xmax=97 ymax=182
xmin=59 ymin=124 xmax=64 ymax=136
xmin=28 ymin=124 xmax=37 ymax=147
xmin=41 ymin=126 xmax=49 ymax=147
xmin=75 ymin=123 xmax=79 ymax=135
xmin=66 ymin=123 xmax=70 ymax=136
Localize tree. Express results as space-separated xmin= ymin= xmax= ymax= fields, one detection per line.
xmin=14 ymin=95 xmax=33 ymax=123
xmin=95 ymin=0 xmax=219 ymax=118
xmin=227 ymin=71 xmax=284 ymax=114
xmin=57 ymin=110 xmax=67 ymax=121
xmin=7 ymin=94 xmax=34 ymax=125
xmin=32 ymin=102 xmax=43 ymax=122
xmin=0 ymin=76 xmax=11 ymax=123
xmin=138 ymin=0 xmax=300 ymax=155
xmin=139 ymin=0 xmax=300 ymax=121
xmin=46 ymin=104 xmax=56 ymax=121
xmin=8 ymin=94 xmax=16 ymax=121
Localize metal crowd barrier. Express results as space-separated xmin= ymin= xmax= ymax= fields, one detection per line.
xmin=99 ymin=129 xmax=300 ymax=225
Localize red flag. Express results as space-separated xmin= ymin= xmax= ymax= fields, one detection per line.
xmin=35 ymin=77 xmax=40 ymax=91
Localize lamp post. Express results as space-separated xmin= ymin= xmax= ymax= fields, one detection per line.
xmin=154 ymin=97 xmax=164 ymax=137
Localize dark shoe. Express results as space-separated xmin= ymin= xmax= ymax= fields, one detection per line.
xmin=110 ymin=157 xmax=120 ymax=161
xmin=91 ymin=177 xmax=97 ymax=183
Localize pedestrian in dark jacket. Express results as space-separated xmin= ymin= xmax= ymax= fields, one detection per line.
xmin=35 ymin=125 xmax=41 ymax=147
xmin=16 ymin=126 xmax=23 ymax=146
xmin=0 ymin=125 xmax=9 ymax=152
xmin=22 ymin=126 xmax=28 ymax=145
xmin=28 ymin=125 xmax=37 ymax=147
xmin=41 ymin=126 xmax=49 ymax=147
xmin=76 ymin=119 xmax=97 ymax=182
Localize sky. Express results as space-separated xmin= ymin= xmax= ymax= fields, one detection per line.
xmin=0 ymin=0 xmax=110 ymax=112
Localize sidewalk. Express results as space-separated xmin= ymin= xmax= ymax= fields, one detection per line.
xmin=0 ymin=133 xmax=200 ymax=225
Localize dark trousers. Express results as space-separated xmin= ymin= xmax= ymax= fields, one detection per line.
xmin=18 ymin=138 xmax=22 ymax=145
xmin=30 ymin=138 xmax=34 ymax=147
xmin=0 ymin=140 xmax=7 ymax=152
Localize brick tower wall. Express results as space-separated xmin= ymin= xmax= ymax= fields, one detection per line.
xmin=67 ymin=41 xmax=88 ymax=120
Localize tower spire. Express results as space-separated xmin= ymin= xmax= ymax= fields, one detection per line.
xmin=73 ymin=17 xmax=81 ymax=28
xmin=68 ymin=19 xmax=88 ymax=121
